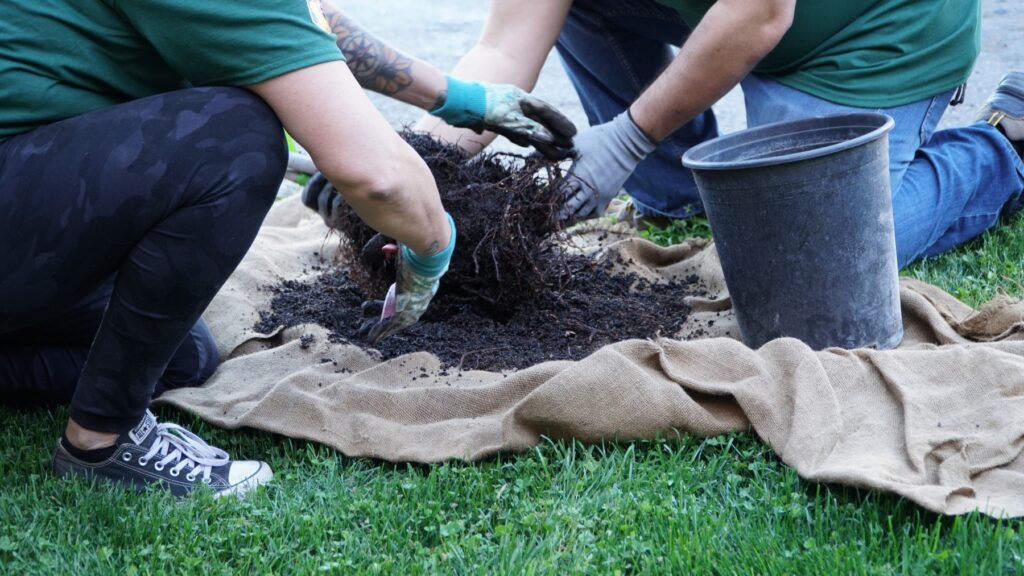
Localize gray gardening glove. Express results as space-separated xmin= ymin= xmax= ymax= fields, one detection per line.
xmin=430 ymin=75 xmax=577 ymax=160
xmin=301 ymin=171 xmax=345 ymax=229
xmin=558 ymin=111 xmax=658 ymax=225
xmin=358 ymin=214 xmax=456 ymax=345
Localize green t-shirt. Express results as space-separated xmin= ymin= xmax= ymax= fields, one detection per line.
xmin=655 ymin=0 xmax=980 ymax=108
xmin=0 ymin=0 xmax=343 ymax=142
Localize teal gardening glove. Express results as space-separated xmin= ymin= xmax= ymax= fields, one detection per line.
xmin=301 ymin=175 xmax=456 ymax=344
xmin=430 ymin=75 xmax=576 ymax=159
xmin=358 ymin=213 xmax=457 ymax=345
xmin=558 ymin=110 xmax=658 ymax=225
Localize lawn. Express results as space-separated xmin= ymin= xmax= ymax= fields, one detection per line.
xmin=3 ymin=216 xmax=1024 ymax=575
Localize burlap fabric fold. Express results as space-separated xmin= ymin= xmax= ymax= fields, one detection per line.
xmin=157 ymin=196 xmax=1024 ymax=518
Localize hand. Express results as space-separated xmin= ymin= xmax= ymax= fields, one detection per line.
xmin=430 ymin=75 xmax=576 ymax=159
xmin=359 ymin=232 xmax=397 ymax=273
xmin=300 ymin=172 xmax=346 ymax=229
xmin=358 ymin=214 xmax=456 ymax=345
xmin=558 ymin=111 xmax=658 ymax=225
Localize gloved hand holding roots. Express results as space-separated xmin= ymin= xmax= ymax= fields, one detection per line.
xmin=430 ymin=75 xmax=577 ymax=160
xmin=302 ymin=174 xmax=456 ymax=345
xmin=557 ymin=110 xmax=658 ymax=225
xmin=357 ymin=213 xmax=455 ymax=345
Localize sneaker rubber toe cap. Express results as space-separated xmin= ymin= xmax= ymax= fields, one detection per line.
xmin=217 ymin=460 xmax=273 ymax=498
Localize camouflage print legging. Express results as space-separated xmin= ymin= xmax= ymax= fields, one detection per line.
xmin=0 ymin=87 xmax=286 ymax=433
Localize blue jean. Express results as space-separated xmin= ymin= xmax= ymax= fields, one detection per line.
xmin=555 ymin=0 xmax=1024 ymax=267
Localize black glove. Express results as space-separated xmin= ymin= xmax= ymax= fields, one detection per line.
xmin=301 ymin=172 xmax=346 ymax=229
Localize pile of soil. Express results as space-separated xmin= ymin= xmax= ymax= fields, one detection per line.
xmin=257 ymin=261 xmax=702 ymax=370
xmin=255 ymin=134 xmax=707 ymax=370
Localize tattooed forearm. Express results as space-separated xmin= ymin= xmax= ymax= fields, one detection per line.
xmin=323 ymin=5 xmax=414 ymax=95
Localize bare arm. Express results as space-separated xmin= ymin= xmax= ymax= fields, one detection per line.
xmin=248 ymin=61 xmax=449 ymax=255
xmin=551 ymin=0 xmax=794 ymax=223
xmin=630 ymin=0 xmax=794 ymax=142
xmin=413 ymin=0 xmax=572 ymax=154
xmin=322 ymin=0 xmax=447 ymax=111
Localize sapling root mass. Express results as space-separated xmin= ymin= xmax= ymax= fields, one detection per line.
xmin=256 ymin=133 xmax=704 ymax=370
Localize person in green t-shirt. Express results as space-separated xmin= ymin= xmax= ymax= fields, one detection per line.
xmin=0 ymin=0 xmax=574 ymax=497
xmin=412 ymin=0 xmax=1024 ymax=268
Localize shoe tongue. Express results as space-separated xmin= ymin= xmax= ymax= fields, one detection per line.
xmin=123 ymin=410 xmax=159 ymax=447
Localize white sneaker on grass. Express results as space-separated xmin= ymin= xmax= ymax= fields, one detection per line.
xmin=52 ymin=410 xmax=272 ymax=498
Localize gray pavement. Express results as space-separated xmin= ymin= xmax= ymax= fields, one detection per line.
xmin=347 ymin=0 xmax=1022 ymax=153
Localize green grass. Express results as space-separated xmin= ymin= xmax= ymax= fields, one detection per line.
xmin=640 ymin=214 xmax=714 ymax=246
xmin=902 ymin=214 xmax=1024 ymax=306
xmin=4 ymin=216 xmax=1024 ymax=575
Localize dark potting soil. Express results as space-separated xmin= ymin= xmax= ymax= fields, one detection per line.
xmin=255 ymin=133 xmax=707 ymax=370
xmin=255 ymin=260 xmax=702 ymax=371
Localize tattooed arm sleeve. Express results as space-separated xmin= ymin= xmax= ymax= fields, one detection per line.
xmin=321 ymin=0 xmax=447 ymax=110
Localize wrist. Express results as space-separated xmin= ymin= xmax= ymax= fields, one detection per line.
xmin=623 ymin=108 xmax=661 ymax=148
xmin=401 ymin=213 xmax=457 ymax=277
xmin=429 ymin=76 xmax=487 ymax=128
xmin=605 ymin=110 xmax=658 ymax=162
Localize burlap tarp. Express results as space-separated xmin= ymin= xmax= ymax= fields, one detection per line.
xmin=157 ymin=196 xmax=1024 ymax=518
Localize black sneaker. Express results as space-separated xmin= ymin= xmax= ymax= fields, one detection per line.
xmin=53 ymin=410 xmax=272 ymax=498
xmin=978 ymin=72 xmax=1024 ymax=157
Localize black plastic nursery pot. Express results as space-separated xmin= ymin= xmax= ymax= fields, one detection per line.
xmin=681 ymin=112 xmax=902 ymax=350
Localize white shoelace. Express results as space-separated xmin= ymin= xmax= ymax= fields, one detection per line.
xmin=137 ymin=423 xmax=229 ymax=483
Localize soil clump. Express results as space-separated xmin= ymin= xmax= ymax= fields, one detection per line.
xmin=255 ymin=133 xmax=707 ymax=370
xmin=339 ymin=132 xmax=571 ymax=312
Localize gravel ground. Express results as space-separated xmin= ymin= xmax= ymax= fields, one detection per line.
xmin=345 ymin=0 xmax=1022 ymax=151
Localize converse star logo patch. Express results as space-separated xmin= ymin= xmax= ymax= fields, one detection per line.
xmin=129 ymin=411 xmax=157 ymax=445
